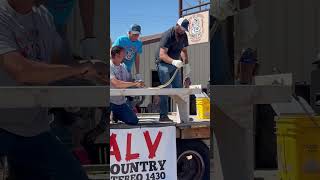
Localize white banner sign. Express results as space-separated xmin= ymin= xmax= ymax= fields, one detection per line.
xmin=184 ymin=11 xmax=209 ymax=45
xmin=110 ymin=126 xmax=177 ymax=180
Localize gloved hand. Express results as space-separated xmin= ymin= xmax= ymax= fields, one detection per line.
xmin=80 ymin=38 xmax=99 ymax=59
xmin=135 ymin=73 xmax=143 ymax=82
xmin=172 ymin=60 xmax=183 ymax=68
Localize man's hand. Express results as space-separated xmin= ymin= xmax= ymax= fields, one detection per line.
xmin=184 ymin=77 xmax=191 ymax=88
xmin=76 ymin=65 xmax=98 ymax=80
xmin=80 ymin=38 xmax=99 ymax=59
xmin=134 ymin=81 xmax=145 ymax=88
xmin=78 ymin=59 xmax=107 ymax=81
xmin=183 ymin=64 xmax=192 ymax=88
xmin=172 ymin=60 xmax=183 ymax=68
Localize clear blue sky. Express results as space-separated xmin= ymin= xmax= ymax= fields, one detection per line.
xmin=110 ymin=0 xmax=179 ymax=42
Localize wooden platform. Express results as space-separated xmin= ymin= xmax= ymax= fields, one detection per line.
xmin=109 ymin=113 xmax=210 ymax=140
xmin=95 ymin=113 xmax=210 ymax=144
xmin=110 ymin=88 xmax=203 ymax=123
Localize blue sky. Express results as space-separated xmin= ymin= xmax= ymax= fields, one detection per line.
xmin=110 ymin=0 xmax=179 ymax=41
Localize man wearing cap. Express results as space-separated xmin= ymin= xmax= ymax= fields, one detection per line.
xmin=155 ymin=18 xmax=191 ymax=122
xmin=112 ymin=24 xmax=143 ymax=80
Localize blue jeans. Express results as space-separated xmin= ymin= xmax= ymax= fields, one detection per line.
xmin=156 ymin=62 xmax=182 ymax=117
xmin=111 ymin=103 xmax=139 ymax=125
xmin=0 ymin=129 xmax=88 ymax=180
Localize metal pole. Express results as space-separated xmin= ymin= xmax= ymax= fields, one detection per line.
xmin=179 ymin=0 xmax=183 ymax=17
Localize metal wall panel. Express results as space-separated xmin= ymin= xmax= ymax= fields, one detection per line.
xmin=138 ymin=42 xmax=210 ymax=88
xmin=234 ymin=0 xmax=319 ymax=83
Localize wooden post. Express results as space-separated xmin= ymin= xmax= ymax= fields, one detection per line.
xmin=179 ymin=0 xmax=183 ymax=17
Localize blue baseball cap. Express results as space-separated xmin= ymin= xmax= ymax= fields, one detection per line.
xmin=129 ymin=24 xmax=141 ymax=34
xmin=177 ymin=18 xmax=189 ymax=32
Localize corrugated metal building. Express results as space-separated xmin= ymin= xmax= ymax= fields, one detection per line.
xmin=138 ymin=33 xmax=210 ymax=87
xmin=234 ymin=0 xmax=320 ymax=83
xmin=134 ymin=32 xmax=210 ymax=107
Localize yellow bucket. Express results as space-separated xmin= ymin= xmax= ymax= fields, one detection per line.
xmin=276 ymin=115 xmax=320 ymax=180
xmin=196 ymin=97 xmax=210 ymax=119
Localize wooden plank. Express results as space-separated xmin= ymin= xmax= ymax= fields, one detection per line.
xmin=0 ymin=86 xmax=108 ymax=108
xmin=180 ymin=127 xmax=210 ymax=139
xmin=254 ymin=73 xmax=293 ymax=86
xmin=101 ymin=120 xmax=210 ymax=143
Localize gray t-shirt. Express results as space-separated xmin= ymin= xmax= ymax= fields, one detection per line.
xmin=0 ymin=0 xmax=61 ymax=136
xmin=110 ymin=60 xmax=131 ymax=105
xmin=155 ymin=27 xmax=189 ymax=64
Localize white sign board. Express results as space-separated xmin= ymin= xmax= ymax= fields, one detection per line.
xmin=184 ymin=11 xmax=209 ymax=45
xmin=110 ymin=126 xmax=177 ymax=180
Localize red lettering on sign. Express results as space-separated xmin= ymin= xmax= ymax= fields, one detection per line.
xmin=125 ymin=133 xmax=140 ymax=161
xmin=144 ymin=131 xmax=163 ymax=159
xmin=110 ymin=133 xmax=121 ymax=161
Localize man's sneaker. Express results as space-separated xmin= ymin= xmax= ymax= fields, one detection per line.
xmin=159 ymin=116 xmax=173 ymax=122
xmin=110 ymin=111 xmax=119 ymax=123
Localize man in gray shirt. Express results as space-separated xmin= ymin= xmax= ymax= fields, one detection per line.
xmin=0 ymin=0 xmax=98 ymax=179
xmin=110 ymin=46 xmax=144 ymax=125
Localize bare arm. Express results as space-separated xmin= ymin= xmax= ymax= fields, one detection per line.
xmin=180 ymin=47 xmax=188 ymax=64
xmin=111 ymin=78 xmax=143 ymax=89
xmin=159 ymin=47 xmax=174 ymax=64
xmin=79 ymin=0 xmax=95 ymax=38
xmin=135 ymin=54 xmax=140 ymax=73
xmin=0 ymin=52 xmax=88 ymax=85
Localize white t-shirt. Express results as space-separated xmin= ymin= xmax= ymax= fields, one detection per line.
xmin=0 ymin=0 xmax=61 ymax=136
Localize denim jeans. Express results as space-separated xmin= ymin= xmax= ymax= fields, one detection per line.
xmin=110 ymin=103 xmax=139 ymax=125
xmin=156 ymin=62 xmax=182 ymax=117
xmin=0 ymin=129 xmax=88 ymax=180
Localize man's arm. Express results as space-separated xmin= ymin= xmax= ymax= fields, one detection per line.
xmin=159 ymin=47 xmax=174 ymax=64
xmin=111 ymin=78 xmax=143 ymax=89
xmin=0 ymin=52 xmax=93 ymax=85
xmin=180 ymin=47 xmax=188 ymax=64
xmin=135 ymin=55 xmax=140 ymax=73
xmin=79 ymin=0 xmax=95 ymax=38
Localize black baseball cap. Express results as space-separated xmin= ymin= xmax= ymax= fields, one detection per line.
xmin=177 ymin=18 xmax=189 ymax=32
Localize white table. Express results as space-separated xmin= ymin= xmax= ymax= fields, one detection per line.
xmin=0 ymin=86 xmax=202 ymax=123
xmin=211 ymin=85 xmax=292 ymax=180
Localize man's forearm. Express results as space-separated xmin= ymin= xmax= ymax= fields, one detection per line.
xmin=20 ymin=65 xmax=81 ymax=85
xmin=79 ymin=0 xmax=95 ymax=38
xmin=181 ymin=50 xmax=188 ymax=64
xmin=135 ymin=55 xmax=140 ymax=73
xmin=1 ymin=52 xmax=84 ymax=85
xmin=111 ymin=79 xmax=136 ymax=89
xmin=160 ymin=53 xmax=174 ymax=64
